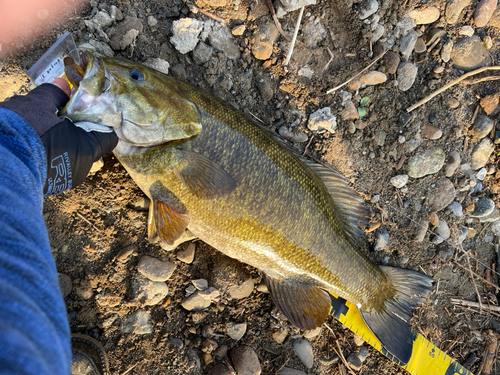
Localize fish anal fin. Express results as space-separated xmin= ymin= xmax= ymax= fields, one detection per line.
xmin=152 ymin=199 xmax=190 ymax=246
xmin=175 ymin=149 xmax=237 ymax=199
xmin=264 ymin=275 xmax=331 ymax=330
xmin=360 ymin=266 xmax=433 ymax=365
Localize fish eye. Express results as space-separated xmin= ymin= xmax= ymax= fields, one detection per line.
xmin=130 ymin=69 xmax=145 ymax=81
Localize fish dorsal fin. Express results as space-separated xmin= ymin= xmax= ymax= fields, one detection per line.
xmin=301 ymin=158 xmax=370 ymax=241
xmin=263 ymin=274 xmax=331 ymax=330
xmin=150 ymin=199 xmax=190 ymax=246
xmin=174 ymin=149 xmax=237 ymax=199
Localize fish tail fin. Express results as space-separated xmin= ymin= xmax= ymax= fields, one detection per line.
xmin=360 ymin=266 xmax=433 ymax=365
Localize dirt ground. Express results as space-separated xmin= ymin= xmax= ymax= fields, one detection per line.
xmin=1 ymin=0 xmax=500 ymax=374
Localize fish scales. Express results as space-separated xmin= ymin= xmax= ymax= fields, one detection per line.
xmin=60 ymin=53 xmax=433 ymax=363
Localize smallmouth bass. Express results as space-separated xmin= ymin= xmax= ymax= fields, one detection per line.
xmin=61 ymin=52 xmax=433 ymax=364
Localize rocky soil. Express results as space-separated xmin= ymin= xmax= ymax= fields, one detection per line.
xmin=1 ymin=0 xmax=500 ymax=374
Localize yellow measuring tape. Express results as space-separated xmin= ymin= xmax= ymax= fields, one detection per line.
xmin=329 ymin=293 xmax=473 ymax=375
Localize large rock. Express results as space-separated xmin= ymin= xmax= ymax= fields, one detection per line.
xmin=445 ymin=0 xmax=472 ymax=24
xmin=470 ymin=138 xmax=494 ymax=169
xmin=407 ymin=148 xmax=446 ymax=178
xmin=108 ymin=17 xmax=143 ymax=50
xmin=451 ymin=36 xmax=491 ymax=72
xmin=407 ymin=6 xmax=441 ymax=24
xmin=170 ymin=18 xmax=204 ymax=54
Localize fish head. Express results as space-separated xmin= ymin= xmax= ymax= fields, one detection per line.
xmin=60 ymin=51 xmax=202 ymax=147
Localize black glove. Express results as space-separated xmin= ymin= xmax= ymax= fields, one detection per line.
xmin=0 ymin=83 xmax=118 ymax=196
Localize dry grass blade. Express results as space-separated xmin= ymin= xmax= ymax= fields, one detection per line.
xmin=284 ymin=6 xmax=305 ymax=66
xmin=76 ymin=212 xmax=100 ymax=232
xmin=326 ymin=50 xmax=387 ymax=94
xmin=407 ymin=66 xmax=500 ymax=112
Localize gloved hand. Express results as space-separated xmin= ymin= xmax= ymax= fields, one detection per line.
xmin=0 ymin=78 xmax=118 ymax=196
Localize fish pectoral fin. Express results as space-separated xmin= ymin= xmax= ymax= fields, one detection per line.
xmin=149 ymin=198 xmax=190 ymax=246
xmin=174 ymin=150 xmax=237 ymax=199
xmin=263 ymin=275 xmax=331 ymax=330
xmin=360 ymin=266 xmax=433 ymax=365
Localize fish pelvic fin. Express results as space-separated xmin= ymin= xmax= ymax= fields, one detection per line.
xmin=263 ymin=274 xmax=331 ymax=330
xmin=174 ymin=149 xmax=237 ymax=199
xmin=149 ymin=198 xmax=190 ymax=246
xmin=360 ymin=266 xmax=433 ymax=365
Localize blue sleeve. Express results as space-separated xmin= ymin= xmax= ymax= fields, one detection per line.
xmin=0 ymin=107 xmax=71 ymax=375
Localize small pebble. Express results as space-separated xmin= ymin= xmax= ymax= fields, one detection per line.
xmin=446 ymin=0 xmax=472 ymax=24
xmin=147 ymin=15 xmax=158 ymax=27
xmin=318 ymin=355 xmax=339 ymax=366
xmin=226 ymin=322 xmax=247 ymax=341
xmin=170 ymin=338 xmax=184 ymax=349
xmin=374 ymin=228 xmax=390 ymax=250
xmin=373 ymin=130 xmax=387 ymax=146
xmin=474 ymin=0 xmax=498 ymax=27
xmin=470 ymin=196 xmax=495 ymax=217
xmin=428 ymin=212 xmax=440 ymax=226
xmin=459 ymin=25 xmax=475 ymax=37
xmin=414 ymin=220 xmax=429 ymax=242
xmin=131 ymin=275 xmax=168 ymax=306
xmin=358 ymin=346 xmax=369 ymax=362
xmin=271 ymin=329 xmax=289 ymax=344
xmin=426 ymin=178 xmax=456 ymax=212
xmin=444 ymin=151 xmax=461 ymax=177
xmin=397 ymin=62 xmax=418 ymax=91
xmin=192 ymin=279 xmax=209 ymax=291
xmin=445 ymin=97 xmax=460 ymax=109
xmin=434 ymin=66 xmax=445 ymax=74
xmin=170 ymin=18 xmax=203 ymax=54
xmin=438 ymin=247 xmax=454 ymax=260
xmin=470 ymin=138 xmax=494 ymax=170
xmin=423 ymin=124 xmax=442 ymax=139
xmin=347 ymin=353 xmax=363 ymax=371
xmin=483 ymin=36 xmax=493 ymax=49
xmin=121 ymin=310 xmax=153 ymax=334
xmin=432 ymin=220 xmax=451 ymax=244
xmin=458 ymin=227 xmax=468 ymax=243
xmin=476 ymin=167 xmax=487 ymax=180
xmin=390 ymin=174 xmax=409 ymax=188
xmin=358 ymin=0 xmax=379 ymax=20
xmin=448 ymin=201 xmax=464 ymax=218
xmin=230 ymin=346 xmax=262 ymax=375
xmin=308 ymin=107 xmax=337 ymax=133
xmin=441 ymin=39 xmax=453 ymax=63
xmin=303 ymin=327 xmax=322 ymax=339
xmin=138 ymin=256 xmax=176 ymax=282
xmin=383 ymin=51 xmax=400 ymax=74
xmin=470 ymin=115 xmax=494 ymax=139
xmin=480 ymin=94 xmax=499 ymax=115
xmin=177 ymin=243 xmax=196 ymax=263
xmin=353 ymin=334 xmax=365 ymax=346
xmin=293 ymin=339 xmax=314 ymax=369
xmin=480 ymin=207 xmax=500 ymax=222
xmin=407 ymin=6 xmax=440 ymax=24
xmin=490 ymin=219 xmax=500 ymax=236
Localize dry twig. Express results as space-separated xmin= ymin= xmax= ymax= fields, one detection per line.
xmin=476 ymin=331 xmax=499 ymax=375
xmin=76 ymin=212 xmax=100 ymax=232
xmin=326 ymin=50 xmax=387 ymax=94
xmin=284 ymin=6 xmax=305 ymax=66
xmin=265 ymin=0 xmax=292 ymax=41
xmin=407 ymin=66 xmax=500 ymax=112
xmin=453 ymin=261 xmax=500 ymax=292
xmin=450 ymin=299 xmax=500 ymax=313
xmin=334 ymin=341 xmax=356 ymax=375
